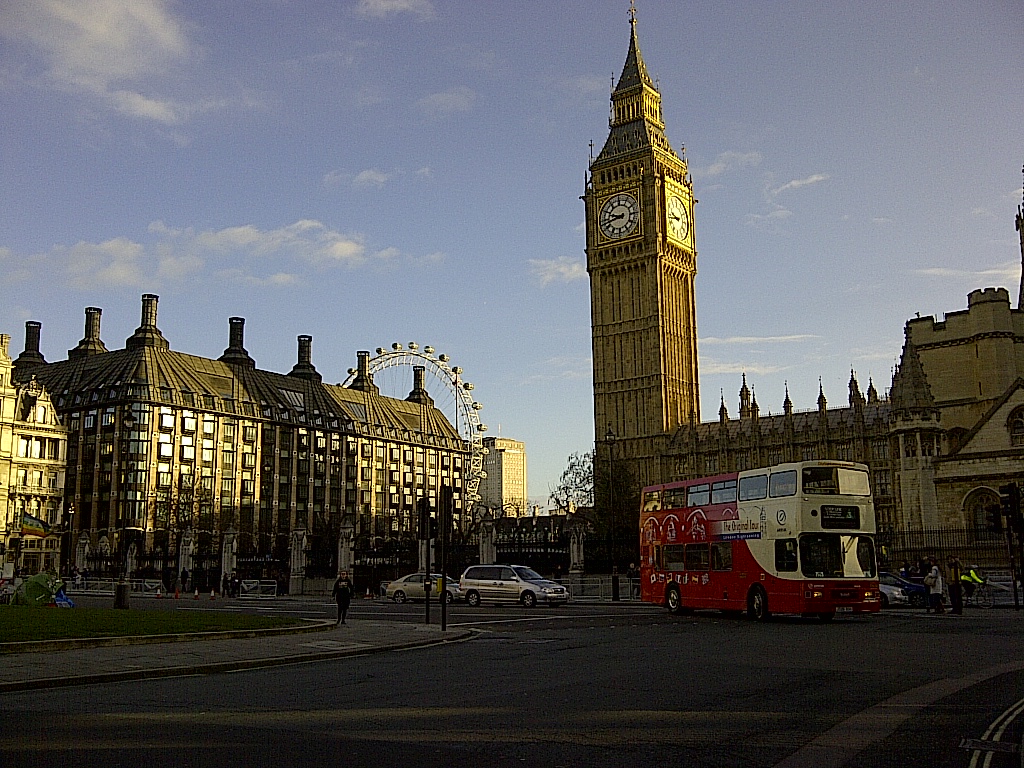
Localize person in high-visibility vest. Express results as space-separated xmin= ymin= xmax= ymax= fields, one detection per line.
xmin=961 ymin=565 xmax=986 ymax=602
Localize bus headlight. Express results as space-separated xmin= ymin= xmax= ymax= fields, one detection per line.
xmin=804 ymin=590 xmax=824 ymax=599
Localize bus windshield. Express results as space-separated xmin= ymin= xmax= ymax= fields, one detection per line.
xmin=802 ymin=467 xmax=870 ymax=496
xmin=799 ymin=533 xmax=875 ymax=578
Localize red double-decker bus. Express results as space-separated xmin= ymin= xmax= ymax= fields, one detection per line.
xmin=639 ymin=460 xmax=880 ymax=621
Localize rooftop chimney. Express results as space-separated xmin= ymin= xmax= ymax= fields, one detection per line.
xmin=406 ymin=365 xmax=434 ymax=406
xmin=126 ymin=294 xmax=170 ymax=351
xmin=347 ymin=350 xmax=379 ymax=394
xmin=287 ymin=335 xmax=322 ymax=382
xmin=13 ymin=320 xmax=47 ymax=378
xmin=69 ymin=306 xmax=109 ymax=360
xmin=218 ymin=316 xmax=255 ymax=368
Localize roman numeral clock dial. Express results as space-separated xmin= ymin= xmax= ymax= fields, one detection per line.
xmin=599 ymin=192 xmax=640 ymax=239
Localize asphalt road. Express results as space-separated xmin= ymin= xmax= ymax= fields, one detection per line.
xmin=3 ymin=601 xmax=1022 ymax=768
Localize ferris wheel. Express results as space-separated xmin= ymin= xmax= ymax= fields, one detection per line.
xmin=341 ymin=342 xmax=487 ymax=509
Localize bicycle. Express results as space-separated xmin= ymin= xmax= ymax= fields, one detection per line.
xmin=964 ymin=582 xmax=994 ymax=608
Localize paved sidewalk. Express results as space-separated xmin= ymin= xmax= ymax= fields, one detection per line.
xmin=0 ymin=619 xmax=474 ymax=692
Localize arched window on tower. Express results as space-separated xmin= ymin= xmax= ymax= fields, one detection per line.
xmin=1007 ymin=407 xmax=1024 ymax=447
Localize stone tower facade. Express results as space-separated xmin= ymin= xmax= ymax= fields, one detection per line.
xmin=585 ymin=11 xmax=699 ymax=488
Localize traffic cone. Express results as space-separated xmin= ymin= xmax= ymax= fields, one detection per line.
xmin=210 ymin=589 xmax=215 ymax=600
xmin=364 ymin=587 xmax=372 ymax=599
xmin=194 ymin=588 xmax=199 ymax=599
xmin=174 ymin=587 xmax=180 ymax=599
xmin=156 ymin=587 xmax=162 ymax=598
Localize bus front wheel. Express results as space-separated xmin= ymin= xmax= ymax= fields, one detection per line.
xmin=748 ymin=586 xmax=771 ymax=622
xmin=666 ymin=586 xmax=682 ymax=613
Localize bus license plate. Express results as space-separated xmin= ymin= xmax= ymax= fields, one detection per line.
xmin=836 ymin=606 xmax=853 ymax=613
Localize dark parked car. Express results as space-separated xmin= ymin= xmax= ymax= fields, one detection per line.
xmin=880 ymin=572 xmax=927 ymax=607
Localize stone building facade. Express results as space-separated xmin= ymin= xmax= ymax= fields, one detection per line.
xmin=478 ymin=436 xmax=528 ymax=516
xmin=12 ymin=295 xmax=468 ymax=591
xmin=0 ymin=333 xmax=68 ymax=577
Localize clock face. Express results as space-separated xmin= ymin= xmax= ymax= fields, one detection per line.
xmin=667 ymin=194 xmax=689 ymax=242
xmin=599 ymin=192 xmax=640 ymax=239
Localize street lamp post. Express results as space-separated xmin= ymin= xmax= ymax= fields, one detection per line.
xmin=606 ymin=427 xmax=619 ymax=601
xmin=60 ymin=503 xmax=75 ymax=576
xmin=114 ymin=412 xmax=136 ymax=609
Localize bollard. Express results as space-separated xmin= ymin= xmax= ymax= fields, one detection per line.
xmin=113 ymin=582 xmax=131 ymax=610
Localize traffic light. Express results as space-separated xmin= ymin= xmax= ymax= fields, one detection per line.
xmin=996 ymin=483 xmax=1020 ymax=531
xmin=985 ymin=503 xmax=1003 ymax=532
xmin=417 ymin=497 xmax=433 ymax=540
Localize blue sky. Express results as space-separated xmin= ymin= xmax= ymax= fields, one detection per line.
xmin=1 ymin=0 xmax=1021 ymax=505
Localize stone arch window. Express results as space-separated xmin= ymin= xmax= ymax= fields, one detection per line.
xmin=963 ymin=487 xmax=999 ymax=530
xmin=1007 ymin=407 xmax=1024 ymax=447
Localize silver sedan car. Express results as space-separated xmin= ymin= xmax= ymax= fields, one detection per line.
xmin=386 ymin=573 xmax=461 ymax=604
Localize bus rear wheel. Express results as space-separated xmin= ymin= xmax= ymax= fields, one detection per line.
xmin=747 ymin=586 xmax=771 ymax=622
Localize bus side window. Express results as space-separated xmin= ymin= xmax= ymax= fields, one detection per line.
xmin=769 ymin=470 xmax=797 ymax=497
xmin=711 ymin=541 xmax=732 ymax=571
xmin=663 ymin=544 xmax=685 ymax=571
xmin=653 ymin=545 xmax=662 ymax=569
xmin=684 ymin=543 xmax=710 ymax=571
xmin=775 ymin=539 xmax=798 ymax=572
xmin=739 ymin=474 xmax=768 ymax=501
xmin=711 ymin=479 xmax=737 ymax=504
xmin=687 ymin=483 xmax=710 ymax=507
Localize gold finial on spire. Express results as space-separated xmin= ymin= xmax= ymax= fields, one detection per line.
xmin=629 ymin=0 xmax=637 ymax=26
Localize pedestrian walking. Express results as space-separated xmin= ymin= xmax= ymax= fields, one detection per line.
xmin=331 ymin=570 xmax=353 ymax=625
xmin=923 ymin=556 xmax=944 ymax=614
xmin=946 ymin=556 xmax=963 ymax=615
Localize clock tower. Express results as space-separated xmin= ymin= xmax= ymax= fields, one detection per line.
xmin=584 ymin=9 xmax=699 ymax=488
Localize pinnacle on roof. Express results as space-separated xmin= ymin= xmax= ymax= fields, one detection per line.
xmin=890 ymin=330 xmax=937 ymax=413
xmin=615 ymin=3 xmax=655 ymax=94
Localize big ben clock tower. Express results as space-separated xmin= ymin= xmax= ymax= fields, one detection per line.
xmin=585 ymin=8 xmax=699 ymax=488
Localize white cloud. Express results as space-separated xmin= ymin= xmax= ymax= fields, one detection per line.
xmin=2 ymin=0 xmax=193 ymax=123
xmin=772 ymin=174 xmax=829 ymax=195
xmin=62 ymin=237 xmax=148 ymax=289
xmin=4 ymin=219 xmax=383 ymax=291
xmin=353 ymin=168 xmax=393 ymax=187
xmin=1 ymin=0 xmax=258 ymax=125
xmin=416 ymin=86 xmax=475 ymax=117
xmin=699 ymin=334 xmax=819 ymax=345
xmin=529 ymin=257 xmax=587 ymax=286
xmin=699 ymin=358 xmax=788 ymax=375
xmin=354 ymin=0 xmax=435 ymax=20
xmin=521 ymin=354 xmax=592 ymax=385
xmin=916 ymin=264 xmax=1019 ymax=284
xmin=693 ymin=151 xmax=762 ymax=178
xmin=557 ymin=74 xmax=609 ymax=96
xmin=746 ymin=208 xmax=793 ymax=225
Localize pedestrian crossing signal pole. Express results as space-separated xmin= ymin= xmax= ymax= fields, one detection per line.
xmin=998 ymin=483 xmax=1021 ymax=610
xmin=418 ymin=497 xmax=433 ymax=625
xmin=439 ymin=486 xmax=453 ymax=632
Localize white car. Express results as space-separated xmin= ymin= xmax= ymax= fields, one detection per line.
xmin=386 ymin=573 xmax=460 ymax=604
xmin=879 ymin=581 xmax=908 ymax=608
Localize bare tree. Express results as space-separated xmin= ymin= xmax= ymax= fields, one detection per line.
xmin=548 ymin=451 xmax=594 ymax=513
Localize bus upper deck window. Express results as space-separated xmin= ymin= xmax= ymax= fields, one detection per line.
xmin=739 ymin=474 xmax=768 ymax=501
xmin=769 ymin=470 xmax=797 ymax=497
xmin=686 ymin=484 xmax=710 ymax=507
xmin=711 ymin=479 xmax=737 ymax=504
